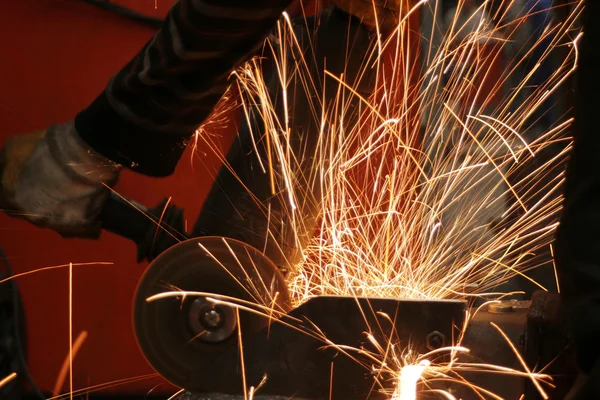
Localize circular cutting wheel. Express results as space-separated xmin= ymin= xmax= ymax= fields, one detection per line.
xmin=133 ymin=236 xmax=291 ymax=390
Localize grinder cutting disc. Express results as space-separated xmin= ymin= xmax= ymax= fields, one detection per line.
xmin=133 ymin=236 xmax=291 ymax=391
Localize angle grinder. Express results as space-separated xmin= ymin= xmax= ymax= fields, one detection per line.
xmin=100 ymin=193 xmax=292 ymax=390
xmin=132 ymin=236 xmax=291 ymax=390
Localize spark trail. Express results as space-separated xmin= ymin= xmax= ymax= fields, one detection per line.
xmin=218 ymin=0 xmax=581 ymax=305
xmin=188 ymin=0 xmax=583 ymax=398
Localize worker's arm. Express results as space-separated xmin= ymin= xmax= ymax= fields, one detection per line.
xmin=0 ymin=0 xmax=292 ymax=238
xmin=554 ymin=1 xmax=600 ymax=398
xmin=76 ymin=0 xmax=293 ymax=177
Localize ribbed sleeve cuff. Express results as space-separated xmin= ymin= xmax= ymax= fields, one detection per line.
xmin=74 ymin=92 xmax=190 ymax=177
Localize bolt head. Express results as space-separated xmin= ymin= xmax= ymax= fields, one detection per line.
xmin=426 ymin=331 xmax=445 ymax=350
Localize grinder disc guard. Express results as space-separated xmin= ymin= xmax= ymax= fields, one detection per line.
xmin=133 ymin=237 xmax=291 ymax=390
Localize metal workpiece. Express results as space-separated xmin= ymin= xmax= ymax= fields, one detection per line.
xmin=451 ymin=293 xmax=576 ymax=399
xmin=175 ymin=294 xmax=573 ymax=400
xmin=450 ymin=300 xmax=531 ymax=399
xmin=180 ymin=296 xmax=467 ymax=400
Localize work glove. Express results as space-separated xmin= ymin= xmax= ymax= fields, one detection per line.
xmin=0 ymin=121 xmax=121 ymax=238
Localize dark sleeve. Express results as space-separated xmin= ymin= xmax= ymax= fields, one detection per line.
xmin=554 ymin=1 xmax=600 ymax=374
xmin=74 ymin=0 xmax=292 ymax=177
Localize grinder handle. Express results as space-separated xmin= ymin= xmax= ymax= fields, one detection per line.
xmin=100 ymin=192 xmax=152 ymax=243
xmin=100 ymin=191 xmax=188 ymax=262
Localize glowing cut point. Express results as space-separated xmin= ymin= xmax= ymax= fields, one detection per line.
xmin=393 ymin=360 xmax=430 ymax=400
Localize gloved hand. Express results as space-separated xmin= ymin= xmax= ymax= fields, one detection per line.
xmin=0 ymin=121 xmax=121 ymax=238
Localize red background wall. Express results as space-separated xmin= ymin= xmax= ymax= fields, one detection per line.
xmin=1 ymin=0 xmax=222 ymax=396
xmin=0 ymin=0 xmax=321 ymax=396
